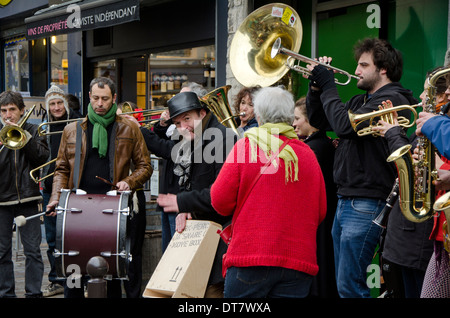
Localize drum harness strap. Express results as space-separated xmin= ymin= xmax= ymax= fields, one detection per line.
xmin=72 ymin=121 xmax=82 ymax=191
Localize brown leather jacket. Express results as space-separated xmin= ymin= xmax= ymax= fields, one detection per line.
xmin=50 ymin=116 xmax=152 ymax=203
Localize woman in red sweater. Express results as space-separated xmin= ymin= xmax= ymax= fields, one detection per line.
xmin=211 ymin=86 xmax=327 ymax=298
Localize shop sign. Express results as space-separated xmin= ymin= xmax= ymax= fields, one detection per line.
xmin=25 ymin=0 xmax=139 ymax=40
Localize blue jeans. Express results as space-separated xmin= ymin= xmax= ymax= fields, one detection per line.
xmin=224 ymin=266 xmax=313 ymax=298
xmin=331 ymin=196 xmax=383 ymax=298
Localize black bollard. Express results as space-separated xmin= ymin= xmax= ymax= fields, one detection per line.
xmin=86 ymin=256 xmax=109 ymax=298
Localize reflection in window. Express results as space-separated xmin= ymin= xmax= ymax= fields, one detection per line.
xmin=93 ymin=59 xmax=116 ymax=84
xmin=50 ymin=34 xmax=68 ymax=92
xmin=4 ymin=37 xmax=29 ymax=93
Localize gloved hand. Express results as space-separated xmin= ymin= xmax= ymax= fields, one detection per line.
xmin=308 ymin=64 xmax=335 ymax=92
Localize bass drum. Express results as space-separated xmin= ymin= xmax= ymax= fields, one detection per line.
xmin=54 ymin=189 xmax=131 ymax=279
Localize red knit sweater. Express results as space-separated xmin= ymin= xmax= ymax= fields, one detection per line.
xmin=211 ymin=136 xmax=327 ymax=277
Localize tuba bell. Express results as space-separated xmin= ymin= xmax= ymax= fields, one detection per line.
xmin=0 ymin=104 xmax=36 ymax=153
xmin=201 ymin=85 xmax=242 ymax=137
xmin=229 ymin=3 xmax=358 ymax=87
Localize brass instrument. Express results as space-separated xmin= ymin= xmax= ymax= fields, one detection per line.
xmin=0 ymin=104 xmax=36 ymax=153
xmin=201 ymin=85 xmax=242 ymax=137
xmin=386 ymin=67 xmax=450 ymax=223
xmin=229 ymin=3 xmax=358 ymax=87
xmin=433 ymin=191 xmax=450 ymax=212
xmin=30 ymin=158 xmax=57 ymax=183
xmin=120 ymin=109 xmax=165 ymax=117
xmin=119 ymin=101 xmax=165 ymax=118
xmin=119 ymin=102 xmax=165 ymax=127
xmin=38 ymin=118 xmax=84 ymax=136
xmin=434 ymin=192 xmax=450 ymax=254
xmin=349 ymin=104 xmax=419 ymax=136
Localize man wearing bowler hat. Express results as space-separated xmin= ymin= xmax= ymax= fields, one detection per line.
xmin=157 ymin=91 xmax=237 ymax=297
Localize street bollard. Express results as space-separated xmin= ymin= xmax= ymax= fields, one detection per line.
xmin=86 ymin=256 xmax=109 ymax=298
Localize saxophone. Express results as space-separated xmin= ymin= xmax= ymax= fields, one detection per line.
xmin=386 ymin=67 xmax=450 ymax=223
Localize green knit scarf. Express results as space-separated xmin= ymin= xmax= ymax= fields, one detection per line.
xmin=87 ymin=102 xmax=117 ymax=158
xmin=244 ymin=123 xmax=299 ymax=183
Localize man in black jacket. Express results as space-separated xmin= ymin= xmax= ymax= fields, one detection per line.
xmin=0 ymin=91 xmax=49 ymax=297
xmin=305 ymin=38 xmax=417 ymax=298
xmin=156 ymin=91 xmax=237 ymax=297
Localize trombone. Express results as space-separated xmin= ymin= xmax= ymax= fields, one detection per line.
xmin=0 ymin=104 xmax=36 ymax=153
xmin=348 ymin=103 xmax=420 ymax=136
xmin=30 ymin=158 xmax=56 ymax=184
xmin=120 ymin=109 xmax=165 ymax=128
xmin=119 ymin=108 xmax=165 ymax=117
xmin=38 ymin=118 xmax=84 ymax=136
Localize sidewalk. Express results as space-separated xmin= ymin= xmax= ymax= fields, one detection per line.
xmin=12 ymin=227 xmax=63 ymax=298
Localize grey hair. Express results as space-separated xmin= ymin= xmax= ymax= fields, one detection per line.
xmin=181 ymin=81 xmax=208 ymax=97
xmin=253 ymin=86 xmax=295 ymax=125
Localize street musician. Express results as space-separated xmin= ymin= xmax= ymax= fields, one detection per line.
xmin=0 ymin=90 xmax=49 ymax=298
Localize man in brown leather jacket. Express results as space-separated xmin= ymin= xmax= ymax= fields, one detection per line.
xmin=46 ymin=77 xmax=152 ymax=298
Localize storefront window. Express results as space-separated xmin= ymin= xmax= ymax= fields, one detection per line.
xmin=149 ymin=44 xmax=215 ymax=108
xmin=90 ymin=45 xmax=214 ymax=110
xmin=4 ymin=37 xmax=29 ymax=93
xmin=93 ymin=59 xmax=117 ymax=83
xmin=50 ymin=34 xmax=68 ymax=92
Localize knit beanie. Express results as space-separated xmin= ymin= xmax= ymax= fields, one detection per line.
xmin=45 ymin=85 xmax=69 ymax=121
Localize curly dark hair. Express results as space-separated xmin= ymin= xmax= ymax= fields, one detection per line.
xmin=354 ymin=38 xmax=403 ymax=82
xmin=232 ymin=86 xmax=261 ymax=114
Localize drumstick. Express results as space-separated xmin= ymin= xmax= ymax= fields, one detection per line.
xmin=14 ymin=205 xmax=56 ymax=227
xmin=95 ymin=175 xmax=118 ymax=189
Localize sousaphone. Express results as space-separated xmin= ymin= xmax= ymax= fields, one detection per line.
xmin=230 ymin=3 xmax=358 ymax=87
xmin=230 ymin=3 xmax=302 ymax=87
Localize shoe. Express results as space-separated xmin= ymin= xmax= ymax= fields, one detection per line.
xmin=25 ymin=292 xmax=43 ymax=298
xmin=42 ymin=283 xmax=64 ymax=297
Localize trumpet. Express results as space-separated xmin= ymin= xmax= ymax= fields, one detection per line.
xmin=38 ymin=118 xmax=84 ymax=136
xmin=349 ymin=104 xmax=420 ymax=136
xmin=271 ymin=38 xmax=360 ymax=86
xmin=0 ymin=104 xmax=36 ymax=153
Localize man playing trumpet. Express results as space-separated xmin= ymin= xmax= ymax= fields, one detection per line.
xmin=305 ymin=38 xmax=417 ymax=298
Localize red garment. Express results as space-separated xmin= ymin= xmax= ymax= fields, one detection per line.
xmin=430 ymin=157 xmax=450 ymax=241
xmin=211 ymin=136 xmax=327 ymax=277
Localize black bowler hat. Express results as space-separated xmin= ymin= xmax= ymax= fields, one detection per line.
xmin=166 ymin=91 xmax=204 ymax=124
